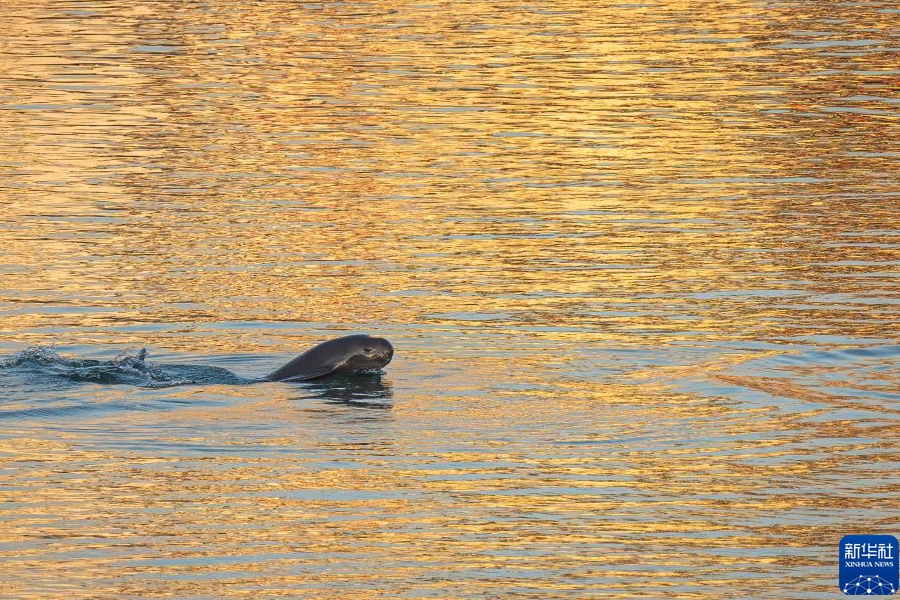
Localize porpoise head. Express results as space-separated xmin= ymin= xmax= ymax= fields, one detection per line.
xmin=337 ymin=334 xmax=394 ymax=373
xmin=265 ymin=334 xmax=395 ymax=382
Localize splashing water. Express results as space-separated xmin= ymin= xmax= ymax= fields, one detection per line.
xmin=0 ymin=346 xmax=248 ymax=388
xmin=0 ymin=345 xmax=64 ymax=366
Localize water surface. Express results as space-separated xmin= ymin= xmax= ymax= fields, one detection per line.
xmin=1 ymin=1 xmax=899 ymax=598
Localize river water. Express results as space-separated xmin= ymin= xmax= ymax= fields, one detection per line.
xmin=1 ymin=1 xmax=898 ymax=598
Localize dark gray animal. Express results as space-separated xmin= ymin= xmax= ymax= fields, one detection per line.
xmin=264 ymin=334 xmax=394 ymax=382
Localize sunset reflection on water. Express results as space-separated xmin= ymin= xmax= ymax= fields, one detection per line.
xmin=0 ymin=0 xmax=898 ymax=598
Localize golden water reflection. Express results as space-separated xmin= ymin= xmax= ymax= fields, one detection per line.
xmin=1 ymin=0 xmax=899 ymax=597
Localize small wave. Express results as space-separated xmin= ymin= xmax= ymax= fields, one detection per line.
xmin=708 ymin=342 xmax=900 ymax=416
xmin=0 ymin=402 xmax=130 ymax=421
